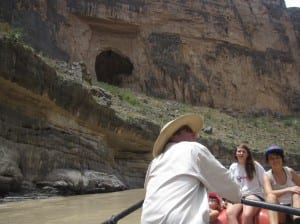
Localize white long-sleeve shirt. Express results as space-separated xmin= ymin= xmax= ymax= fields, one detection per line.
xmin=141 ymin=141 xmax=241 ymax=224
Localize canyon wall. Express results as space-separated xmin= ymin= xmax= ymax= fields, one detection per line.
xmin=0 ymin=0 xmax=299 ymax=194
xmin=1 ymin=0 xmax=299 ymax=114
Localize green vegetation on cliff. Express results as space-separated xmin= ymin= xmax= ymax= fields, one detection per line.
xmin=98 ymin=81 xmax=300 ymax=154
xmin=1 ymin=26 xmax=299 ymax=155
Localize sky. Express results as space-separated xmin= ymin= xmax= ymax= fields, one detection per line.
xmin=285 ymin=0 xmax=300 ymax=8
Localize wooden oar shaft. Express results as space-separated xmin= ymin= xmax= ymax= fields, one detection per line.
xmin=242 ymin=198 xmax=300 ymax=216
xmin=101 ymin=199 xmax=144 ymax=224
xmin=101 ymin=197 xmax=300 ymax=223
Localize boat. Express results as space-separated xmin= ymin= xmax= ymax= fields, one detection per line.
xmin=211 ymin=196 xmax=299 ymax=224
xmin=213 ymin=208 xmax=269 ymax=224
xmin=100 ymin=197 xmax=299 ymax=224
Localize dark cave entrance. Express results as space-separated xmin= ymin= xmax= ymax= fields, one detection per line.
xmin=95 ymin=50 xmax=133 ymax=86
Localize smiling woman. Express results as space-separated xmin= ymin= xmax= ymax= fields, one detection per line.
xmin=285 ymin=0 xmax=300 ymax=8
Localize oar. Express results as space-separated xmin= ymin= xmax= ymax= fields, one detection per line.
xmin=101 ymin=199 xmax=144 ymax=224
xmin=242 ymin=198 xmax=300 ymax=216
xmin=101 ymin=197 xmax=300 ymax=224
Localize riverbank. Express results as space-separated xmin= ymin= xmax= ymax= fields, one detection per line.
xmin=0 ymin=191 xmax=57 ymax=203
xmin=1 ymin=169 xmax=300 ymax=204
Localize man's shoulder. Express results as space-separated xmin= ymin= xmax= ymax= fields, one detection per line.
xmin=191 ymin=141 xmax=210 ymax=151
xmin=176 ymin=141 xmax=207 ymax=148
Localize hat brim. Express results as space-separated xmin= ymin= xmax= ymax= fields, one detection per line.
xmin=265 ymin=145 xmax=283 ymax=156
xmin=152 ymin=114 xmax=203 ymax=157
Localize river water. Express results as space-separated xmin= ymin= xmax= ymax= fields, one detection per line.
xmin=0 ymin=188 xmax=145 ymax=224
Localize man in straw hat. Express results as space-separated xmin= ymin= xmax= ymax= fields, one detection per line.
xmin=141 ymin=114 xmax=241 ymax=224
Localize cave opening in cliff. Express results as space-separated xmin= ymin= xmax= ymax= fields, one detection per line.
xmin=95 ymin=50 xmax=133 ymax=86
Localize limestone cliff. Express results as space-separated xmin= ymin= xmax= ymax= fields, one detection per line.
xmin=1 ymin=0 xmax=299 ymax=114
xmin=0 ymin=37 xmax=156 ymax=193
xmin=0 ymin=37 xmax=299 ymax=196
xmin=0 ymin=0 xmax=300 ymax=196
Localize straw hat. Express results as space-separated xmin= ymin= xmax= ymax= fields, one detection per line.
xmin=152 ymin=114 xmax=203 ymax=157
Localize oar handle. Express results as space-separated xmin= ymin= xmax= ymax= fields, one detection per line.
xmin=101 ymin=199 xmax=144 ymax=224
xmin=101 ymin=197 xmax=300 ymax=223
xmin=241 ymin=198 xmax=300 ymax=216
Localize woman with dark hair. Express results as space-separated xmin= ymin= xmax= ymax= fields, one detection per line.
xmin=226 ymin=144 xmax=265 ymax=224
xmin=263 ymin=145 xmax=300 ymax=224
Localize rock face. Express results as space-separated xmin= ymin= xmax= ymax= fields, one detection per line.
xmin=0 ymin=0 xmax=300 ymax=195
xmin=0 ymin=38 xmax=156 ymax=193
xmin=2 ymin=0 xmax=300 ymax=114
xmin=0 ymin=38 xmax=299 ymax=195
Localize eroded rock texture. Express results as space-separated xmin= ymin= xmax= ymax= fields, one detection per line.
xmin=0 ymin=0 xmax=300 ymax=195
xmin=2 ymin=0 xmax=299 ymax=114
xmin=0 ymin=38 xmax=156 ymax=193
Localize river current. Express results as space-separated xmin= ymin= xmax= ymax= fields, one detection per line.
xmin=0 ymin=188 xmax=145 ymax=224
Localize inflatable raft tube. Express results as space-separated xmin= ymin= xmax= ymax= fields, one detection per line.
xmin=213 ymin=208 xmax=269 ymax=224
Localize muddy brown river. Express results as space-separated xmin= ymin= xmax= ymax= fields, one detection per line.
xmin=0 ymin=188 xmax=145 ymax=224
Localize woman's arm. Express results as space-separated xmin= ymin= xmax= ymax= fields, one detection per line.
xmin=263 ymin=173 xmax=273 ymax=195
xmin=255 ymin=161 xmax=265 ymax=187
xmin=263 ymin=170 xmax=300 ymax=198
xmin=290 ymin=167 xmax=300 ymax=186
